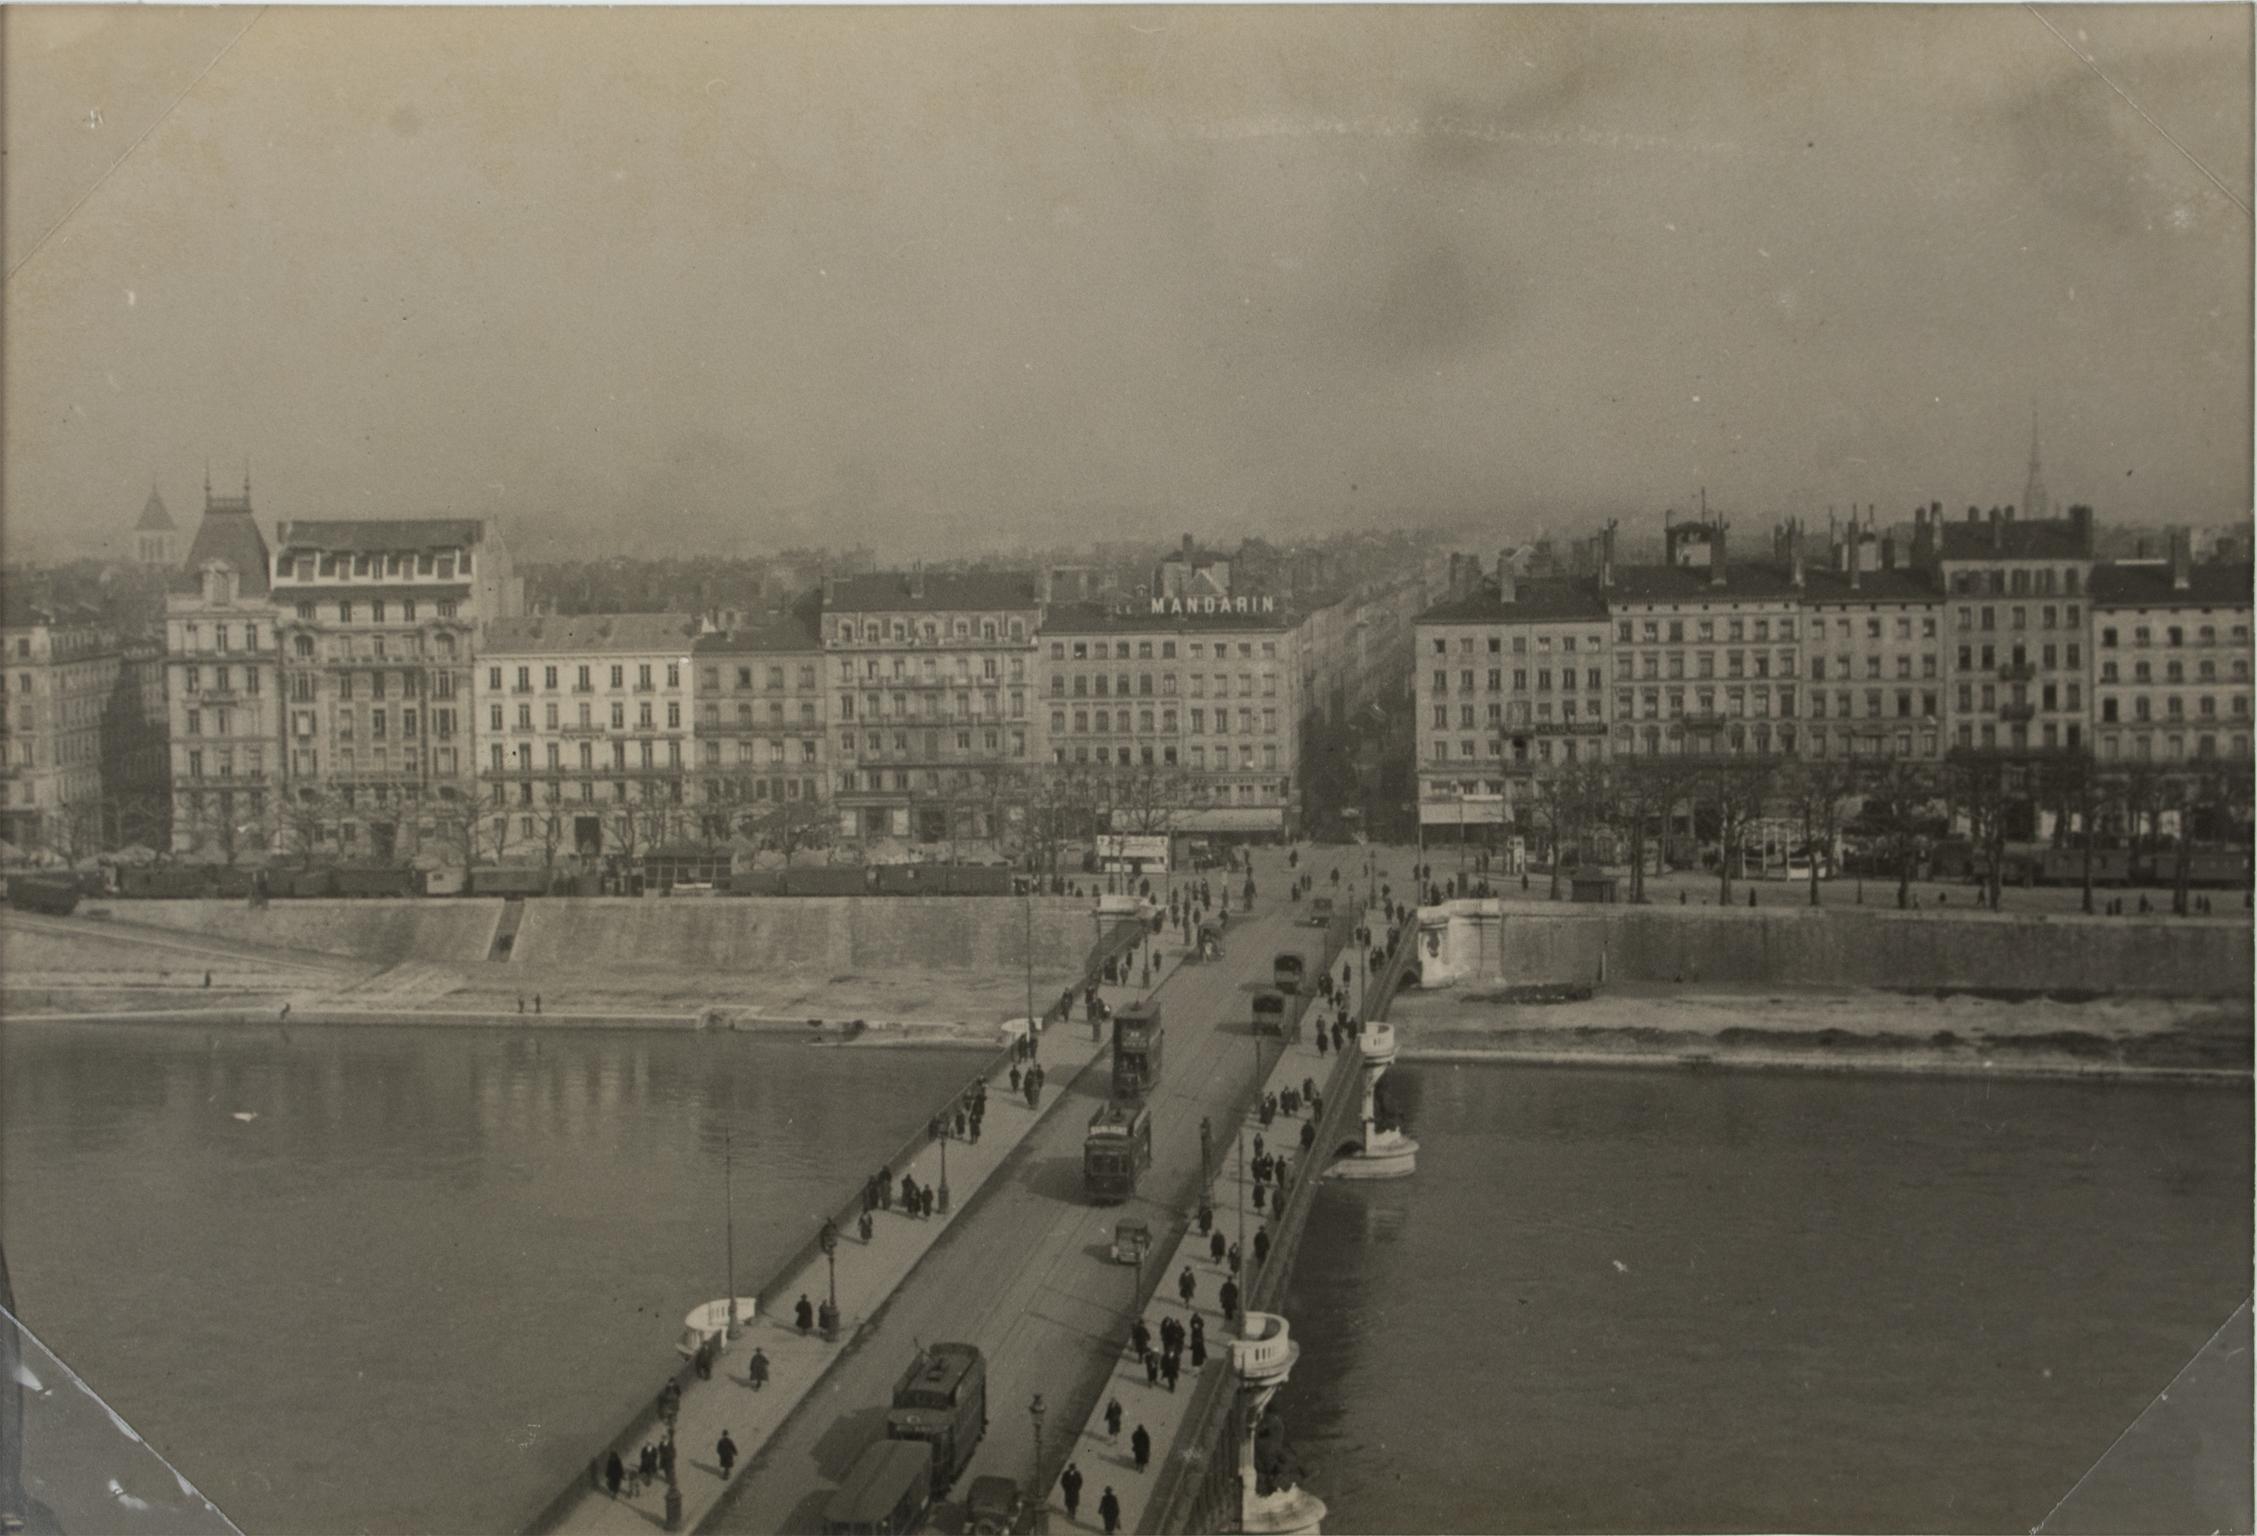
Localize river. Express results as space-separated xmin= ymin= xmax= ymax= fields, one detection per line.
xmin=1277 ymin=1063 xmax=2252 ymax=1533
xmin=0 ymin=1021 xmax=976 ymax=1535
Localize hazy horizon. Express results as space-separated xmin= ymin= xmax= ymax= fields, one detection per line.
xmin=4 ymin=5 xmax=2250 ymax=567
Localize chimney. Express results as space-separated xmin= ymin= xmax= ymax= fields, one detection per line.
xmin=1709 ymin=521 xmax=1728 ymax=588
xmin=2069 ymin=504 xmax=2094 ymax=555
xmin=1790 ymin=521 xmax=1805 ymax=589
xmin=1664 ymin=523 xmax=1680 ymax=568
xmin=1497 ymin=559 xmax=1517 ymax=605
xmin=2171 ymin=527 xmax=2192 ymax=591
xmin=1880 ymin=534 xmax=1897 ymax=572
xmin=1968 ymin=506 xmax=1982 ymax=525
xmin=1847 ymin=524 xmax=1862 ymax=591
xmin=823 ymin=573 xmax=839 ymax=607
xmin=1600 ymin=521 xmax=1616 ymax=590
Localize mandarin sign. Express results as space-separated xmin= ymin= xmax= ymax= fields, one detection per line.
xmin=1144 ymin=595 xmax=1277 ymax=616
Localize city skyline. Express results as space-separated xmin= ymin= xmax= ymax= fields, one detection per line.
xmin=5 ymin=6 xmax=2251 ymax=566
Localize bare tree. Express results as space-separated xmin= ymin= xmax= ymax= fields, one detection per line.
xmin=738 ymin=795 xmax=830 ymax=862
xmin=426 ymin=788 xmax=488 ymax=878
xmin=1856 ymin=755 xmax=1938 ymax=910
xmin=279 ymin=785 xmax=339 ymax=869
xmin=534 ymin=790 xmax=571 ymax=879
xmin=1942 ymin=750 xmax=2020 ymax=912
xmin=1610 ymin=755 xmax=1685 ymax=904
xmin=2112 ymin=760 xmax=2167 ymax=890
xmin=2039 ymin=751 xmax=2104 ymax=914
xmin=1697 ymin=754 xmax=1776 ymax=906
xmin=1781 ymin=757 xmax=1861 ymax=907
xmin=1024 ymin=761 xmax=1098 ymax=878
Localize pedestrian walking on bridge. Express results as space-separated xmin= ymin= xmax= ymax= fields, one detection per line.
xmin=1254 ymin=1227 xmax=1271 ymax=1268
xmin=1209 ymin=1228 xmax=1226 ymax=1265
xmin=716 ymin=1430 xmax=738 ymax=1480
xmin=795 ymin=1293 xmax=814 ymax=1333
xmin=1099 ymin=1487 xmax=1122 ymax=1534
xmin=1189 ymin=1314 xmax=1206 ymax=1367
xmin=1062 ymin=1463 xmax=1084 ymax=1522
xmin=1178 ymin=1264 xmax=1197 ymax=1307
xmin=1105 ymin=1397 xmax=1123 ymax=1438
xmin=1132 ymin=1424 xmax=1152 ymax=1471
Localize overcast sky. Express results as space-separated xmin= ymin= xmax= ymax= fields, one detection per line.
xmin=3 ymin=5 xmax=2249 ymax=564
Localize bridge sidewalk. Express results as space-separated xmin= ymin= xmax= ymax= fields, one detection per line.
xmin=541 ymin=947 xmax=1179 ymax=1536
xmin=1046 ymin=912 xmax=1368 ymax=1535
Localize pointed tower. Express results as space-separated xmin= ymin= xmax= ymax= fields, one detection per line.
xmin=134 ymin=485 xmax=178 ymax=568
xmin=2022 ymin=408 xmax=2051 ymax=523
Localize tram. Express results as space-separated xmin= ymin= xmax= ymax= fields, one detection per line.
xmin=1084 ymin=1100 xmax=1155 ymax=1203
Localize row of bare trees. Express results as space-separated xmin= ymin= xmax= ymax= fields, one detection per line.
xmin=1467 ymin=749 xmax=2252 ymax=916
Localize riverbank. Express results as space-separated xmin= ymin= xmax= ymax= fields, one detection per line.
xmin=1390 ymin=982 xmax=2253 ymax=1083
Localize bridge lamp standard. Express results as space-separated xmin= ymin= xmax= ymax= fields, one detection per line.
xmin=1028 ymin=1393 xmax=1048 ymax=1535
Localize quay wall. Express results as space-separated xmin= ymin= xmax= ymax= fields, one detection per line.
xmin=85 ymin=896 xmax=1110 ymax=977
xmin=1425 ymin=903 xmax=2252 ymax=997
xmin=100 ymin=898 xmax=504 ymax=966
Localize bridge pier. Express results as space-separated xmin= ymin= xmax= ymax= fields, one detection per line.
xmin=1325 ymin=1021 xmax=1418 ymax=1180
xmin=1230 ymin=1312 xmax=1326 ymax=1535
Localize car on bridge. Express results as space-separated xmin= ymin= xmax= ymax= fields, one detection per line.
xmin=964 ymin=1474 xmax=1032 ymax=1535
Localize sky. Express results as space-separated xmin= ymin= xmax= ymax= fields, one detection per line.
xmin=2 ymin=4 xmax=2250 ymax=565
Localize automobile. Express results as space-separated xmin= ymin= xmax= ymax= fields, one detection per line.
xmin=1110 ymin=1216 xmax=1152 ymax=1266
xmin=964 ymin=1475 xmax=1031 ymax=1535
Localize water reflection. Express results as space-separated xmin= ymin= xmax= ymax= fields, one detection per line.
xmin=2 ymin=1022 xmax=974 ymax=1535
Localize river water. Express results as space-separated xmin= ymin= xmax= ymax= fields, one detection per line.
xmin=1278 ymin=1063 xmax=2253 ymax=1534
xmin=0 ymin=1022 xmax=975 ymax=1535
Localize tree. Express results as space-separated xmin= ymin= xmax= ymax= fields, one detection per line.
xmin=279 ymin=785 xmax=339 ymax=870
xmin=533 ymin=792 xmax=572 ymax=878
xmin=2038 ymin=752 xmax=2104 ymax=914
xmin=427 ymin=788 xmax=489 ymax=877
xmin=738 ymin=795 xmax=830 ymax=862
xmin=1103 ymin=760 xmax=1189 ymax=841
xmin=2113 ymin=761 xmax=2167 ymax=880
xmin=1696 ymin=754 xmax=1776 ymax=907
xmin=115 ymin=791 xmax=171 ymax=859
xmin=1781 ymin=758 xmax=1860 ymax=907
xmin=1610 ymin=755 xmax=1694 ymax=904
xmin=1024 ymin=762 xmax=1099 ymax=877
xmin=1942 ymin=751 xmax=2022 ymax=912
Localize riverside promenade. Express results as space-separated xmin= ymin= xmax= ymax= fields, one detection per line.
xmin=527 ymin=927 xmax=1178 ymax=1536
xmin=699 ymin=901 xmax=1342 ymax=1534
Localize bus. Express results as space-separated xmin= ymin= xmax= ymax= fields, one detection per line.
xmin=823 ymin=1439 xmax=932 ymax=1536
xmin=1084 ymin=1101 xmax=1154 ymax=1203
xmin=885 ymin=1342 xmax=987 ymax=1497
xmin=1111 ymin=998 xmax=1165 ymax=1100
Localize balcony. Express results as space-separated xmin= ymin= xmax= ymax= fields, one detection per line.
xmin=2000 ymin=701 xmax=2037 ymax=723
xmin=1998 ymin=661 xmax=2037 ymax=683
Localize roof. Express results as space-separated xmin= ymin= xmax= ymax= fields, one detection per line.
xmin=828 ymin=570 xmax=1040 ymax=613
xmin=2089 ymin=562 xmax=2254 ymax=611
xmin=692 ymin=613 xmax=823 ymax=654
xmin=481 ymin=613 xmax=696 ymax=655
xmin=1417 ymin=576 xmax=1609 ymax=626
xmin=274 ymin=518 xmax=487 ymax=553
xmin=175 ymin=508 xmax=271 ymax=596
xmin=1604 ymin=561 xmax=1807 ymax=603
xmin=1042 ymin=598 xmax=1291 ymax=634
xmin=1939 ymin=518 xmax=2092 ymax=562
xmin=1799 ymin=566 xmax=1944 ymax=605
xmin=135 ymin=489 xmax=176 ymax=533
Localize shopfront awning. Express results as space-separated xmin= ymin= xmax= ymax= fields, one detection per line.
xmin=1173 ymin=807 xmax=1287 ymax=833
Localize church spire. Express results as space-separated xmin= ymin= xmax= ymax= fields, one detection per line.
xmin=2022 ymin=406 xmax=2051 ymax=522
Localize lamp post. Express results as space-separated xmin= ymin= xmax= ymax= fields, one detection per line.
xmin=1028 ymin=1393 xmax=1049 ymax=1535
xmin=818 ymin=1219 xmax=840 ymax=1341
xmin=662 ymin=1385 xmax=683 ymax=1531
xmin=938 ymin=1117 xmax=952 ymax=1215
xmin=1023 ymin=880 xmax=1036 ymax=1051
xmin=724 ymin=1126 xmax=740 ymax=1342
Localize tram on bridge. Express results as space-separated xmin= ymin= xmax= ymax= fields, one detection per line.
xmin=1110 ymin=998 xmax=1165 ymax=1100
xmin=1084 ymin=1100 xmax=1154 ymax=1203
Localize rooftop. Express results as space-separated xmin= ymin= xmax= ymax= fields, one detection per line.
xmin=1043 ymin=597 xmax=1291 ymax=633
xmin=828 ymin=570 xmax=1041 ymax=613
xmin=1799 ymin=565 xmax=1944 ymax=605
xmin=173 ymin=506 xmax=272 ymax=596
xmin=134 ymin=489 xmax=176 ymax=533
xmin=1939 ymin=517 xmax=2093 ymax=563
xmin=482 ymin=612 xmax=697 ymax=655
xmin=1417 ymin=576 xmax=1610 ymax=625
xmin=692 ymin=612 xmax=824 ymax=654
xmin=1602 ymin=562 xmax=1808 ymax=603
xmin=274 ymin=518 xmax=489 ymax=554
xmin=2090 ymin=561 xmax=2254 ymax=610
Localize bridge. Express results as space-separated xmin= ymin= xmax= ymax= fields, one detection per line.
xmin=526 ymin=863 xmax=1420 ymax=1536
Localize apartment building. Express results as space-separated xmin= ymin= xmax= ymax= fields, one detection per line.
xmin=474 ymin=612 xmax=698 ymax=860
xmin=165 ymin=481 xmax=281 ymax=857
xmin=1799 ymin=523 xmax=1946 ymax=761
xmin=2091 ymin=536 xmax=2254 ymax=767
xmin=1415 ymin=565 xmax=1610 ymax=835
xmin=1607 ymin=519 xmax=1805 ymax=759
xmin=1937 ymin=504 xmax=2096 ymax=754
xmin=1042 ymin=597 xmax=1301 ymax=837
xmin=692 ymin=611 xmax=827 ymax=830
xmin=822 ymin=570 xmax=1039 ymax=843
xmin=0 ymin=592 xmax=123 ymax=853
xmin=271 ymin=517 xmax=520 ymax=861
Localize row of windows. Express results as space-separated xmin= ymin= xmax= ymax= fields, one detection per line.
xmin=493 ymin=777 xmax=684 ymax=807
xmin=1433 ymin=667 xmax=1610 ymax=694
xmin=1053 ymin=638 xmax=1280 ymax=661
xmin=489 ymin=661 xmax=678 ymax=694
xmin=832 ymin=616 xmax=1027 ymax=645
xmin=492 ymin=700 xmax=681 ymax=732
xmin=2096 ymin=733 xmax=2249 ymax=761
xmin=1617 ymin=652 xmax=1800 ymax=681
xmin=288 ymin=596 xmax=460 ymax=623
xmin=1435 ymin=630 xmax=1608 ymax=655
xmin=701 ymin=663 xmax=818 ymax=692
xmin=2099 ymin=694 xmax=2248 ymax=723
xmin=1617 ymin=616 xmax=1795 ymax=644
xmin=177 ymin=623 xmax=263 ymax=653
xmin=2100 ymin=621 xmax=2250 ymax=648
xmin=1050 ymin=671 xmax=1277 ymax=699
xmin=278 ymin=549 xmax=470 ymax=582
xmin=2098 ymin=657 xmax=2248 ymax=684
xmin=836 ymin=728 xmax=1028 ymax=760
xmin=1955 ymin=683 xmax=2079 ymax=713
xmin=1947 ymin=567 xmax=2081 ymax=597
xmin=1952 ymin=604 xmax=2082 ymax=632
xmin=843 ymin=655 xmax=1023 ymax=684
xmin=288 ymin=632 xmax=458 ymax=662
xmin=491 ymin=739 xmax=701 ymax=772
xmin=698 ymin=739 xmax=824 ymax=767
xmin=1428 ymin=735 xmax=1603 ymax=764
xmin=835 ymin=692 xmax=1027 ymax=723
xmin=1046 ymin=707 xmax=1282 ymax=737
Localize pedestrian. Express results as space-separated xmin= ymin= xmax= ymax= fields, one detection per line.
xmin=640 ymin=1443 xmax=658 ymax=1485
xmin=953 ymin=1108 xmax=967 ymax=1139
xmin=1228 ymin=1241 xmax=1242 ymax=1276
xmin=901 ymin=1172 xmax=917 ymax=1210
xmin=795 ymin=1293 xmax=814 ymax=1333
xmin=878 ymin=1169 xmax=893 ymax=1212
xmin=1144 ymin=1348 xmax=1160 ymax=1386
xmin=695 ymin=1336 xmax=714 ymax=1380
xmin=747 ymin=1347 xmax=769 ymax=1389
xmin=969 ymin=1112 xmax=982 ymax=1144
xmin=605 ymin=1450 xmax=624 ymax=1500
xmin=1253 ymin=1131 xmax=1265 ymax=1160
xmin=660 ymin=1438 xmax=675 ymax=1482
xmin=1010 ymin=1062 xmax=1022 ymax=1093
xmin=717 ymin=1430 xmax=738 ymax=1479
xmin=921 ymin=1184 xmax=936 ymax=1219
xmin=1105 ymin=1397 xmax=1124 ymax=1438
xmin=858 ymin=1210 xmax=874 ymax=1244
xmin=1162 ymin=1349 xmax=1179 ymax=1392
xmin=1255 ymin=1227 xmax=1271 ymax=1267
xmin=1026 ymin=1075 xmax=1039 ymax=1109
xmin=1252 ymin=1182 xmax=1266 ymax=1214
xmin=1302 ymin=1077 xmax=1316 ymax=1103
xmin=1209 ymin=1228 xmax=1226 ymax=1265
xmin=1178 ymin=1264 xmax=1196 ymax=1307
xmin=1300 ymin=1120 xmax=1316 ymax=1153
xmin=1099 ymin=1487 xmax=1122 ymax=1535
xmin=1062 ymin=1463 xmax=1084 ymax=1522
xmin=1132 ymin=1425 xmax=1151 ymax=1471
xmin=1131 ymin=1317 xmax=1151 ymax=1357
xmin=1189 ymin=1314 xmax=1206 ymax=1367
xmin=1316 ymin=1026 xmax=1328 ymax=1058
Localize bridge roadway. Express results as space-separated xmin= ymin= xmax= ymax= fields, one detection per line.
xmin=703 ymin=905 xmax=1332 ymax=1534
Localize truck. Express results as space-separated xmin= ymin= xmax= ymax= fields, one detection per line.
xmin=1111 ymin=998 xmax=1165 ymax=1101
xmin=1084 ymin=1100 xmax=1154 ymax=1204
xmin=885 ymin=1342 xmax=987 ymax=1498
xmin=822 ymin=1438 xmax=932 ymax=1536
